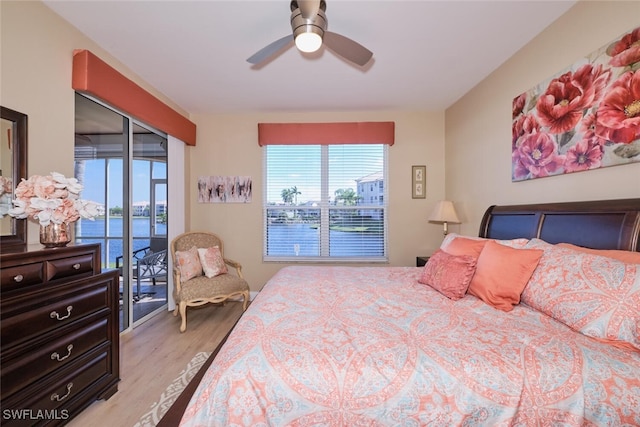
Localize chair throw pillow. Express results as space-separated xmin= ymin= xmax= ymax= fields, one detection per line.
xmin=175 ymin=246 xmax=203 ymax=282
xmin=198 ymin=246 xmax=228 ymax=278
xmin=418 ymin=249 xmax=477 ymax=300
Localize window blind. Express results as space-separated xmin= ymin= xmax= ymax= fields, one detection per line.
xmin=263 ymin=144 xmax=388 ymax=262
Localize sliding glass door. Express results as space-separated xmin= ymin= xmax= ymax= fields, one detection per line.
xmin=74 ymin=93 xmax=168 ymax=331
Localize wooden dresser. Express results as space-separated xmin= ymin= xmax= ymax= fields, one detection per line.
xmin=0 ymin=244 xmax=119 ymax=426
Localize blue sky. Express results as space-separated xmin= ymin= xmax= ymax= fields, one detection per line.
xmin=266 ymin=144 xmax=384 ymax=204
xmin=79 ymin=145 xmax=380 ymax=206
xmin=80 ymin=159 xmax=166 ymax=206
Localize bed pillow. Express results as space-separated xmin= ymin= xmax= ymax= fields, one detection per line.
xmin=198 ymin=246 xmax=228 ymax=278
xmin=523 ymin=238 xmax=640 ymax=350
xmin=175 ymin=246 xmax=203 ymax=282
xmin=440 ymin=233 xmax=530 ymax=252
xmin=418 ymin=249 xmax=477 ymax=300
xmin=557 ymin=242 xmax=640 ymax=264
xmin=443 ymin=236 xmax=487 ymax=259
xmin=468 ymin=240 xmax=543 ymax=312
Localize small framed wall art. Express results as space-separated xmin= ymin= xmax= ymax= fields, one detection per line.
xmin=411 ymin=165 xmax=426 ymax=199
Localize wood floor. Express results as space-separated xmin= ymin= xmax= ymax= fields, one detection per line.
xmin=68 ymin=302 xmax=245 ymax=427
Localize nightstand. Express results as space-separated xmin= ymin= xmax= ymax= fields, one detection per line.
xmin=416 ymin=256 xmax=430 ymax=267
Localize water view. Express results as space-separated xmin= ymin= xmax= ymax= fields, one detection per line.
xmin=77 ymin=217 xmax=383 ymax=265
xmin=76 ymin=217 xmax=166 ymax=267
xmin=267 ymin=223 xmax=384 ymax=257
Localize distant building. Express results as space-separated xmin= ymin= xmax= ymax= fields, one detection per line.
xmin=155 ymin=200 xmax=167 ymax=216
xmin=132 ymin=201 xmax=149 ymax=216
xmin=355 ymin=171 xmax=384 ymax=219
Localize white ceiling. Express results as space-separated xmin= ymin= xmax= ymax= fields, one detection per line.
xmin=43 ymin=0 xmax=577 ymax=115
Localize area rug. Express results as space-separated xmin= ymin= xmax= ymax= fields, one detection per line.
xmin=134 ymin=351 xmax=211 ymax=427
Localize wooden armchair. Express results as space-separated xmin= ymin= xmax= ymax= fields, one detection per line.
xmin=170 ymin=231 xmax=249 ymax=332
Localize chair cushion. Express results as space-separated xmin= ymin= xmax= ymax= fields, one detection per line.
xmin=198 ymin=246 xmax=228 ymax=278
xmin=178 ymin=273 xmax=249 ymax=302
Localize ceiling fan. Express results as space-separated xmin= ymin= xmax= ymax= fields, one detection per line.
xmin=247 ymin=0 xmax=373 ymax=67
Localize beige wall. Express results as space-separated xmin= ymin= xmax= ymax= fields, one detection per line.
xmin=5 ymin=1 xmax=640 ymax=291
xmin=189 ymin=111 xmax=445 ymax=289
xmin=1 ymin=1 xmax=447 ymax=290
xmin=445 ymin=1 xmax=640 ymax=236
xmin=0 ymin=1 xmax=189 ymax=243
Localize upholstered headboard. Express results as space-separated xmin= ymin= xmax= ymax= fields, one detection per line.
xmin=479 ymin=198 xmax=640 ymax=252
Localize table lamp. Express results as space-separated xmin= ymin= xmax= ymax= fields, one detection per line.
xmin=428 ymin=200 xmax=461 ymax=235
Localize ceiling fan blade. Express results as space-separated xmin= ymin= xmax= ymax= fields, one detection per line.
xmin=323 ymin=31 xmax=373 ymax=67
xmin=246 ymin=35 xmax=294 ymax=65
xmin=298 ymin=0 xmax=321 ymax=19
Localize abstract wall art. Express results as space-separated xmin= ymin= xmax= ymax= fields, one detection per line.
xmin=198 ymin=175 xmax=252 ymax=203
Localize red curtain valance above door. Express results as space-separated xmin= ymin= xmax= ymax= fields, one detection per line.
xmin=258 ymin=122 xmax=395 ymax=146
xmin=72 ymin=49 xmax=197 ymax=146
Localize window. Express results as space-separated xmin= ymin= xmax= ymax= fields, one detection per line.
xmin=264 ymin=144 xmax=388 ymax=262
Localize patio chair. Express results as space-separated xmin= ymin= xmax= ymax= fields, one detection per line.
xmin=170 ymin=231 xmax=250 ymax=332
xmin=116 ymin=244 xmax=168 ymax=300
xmin=134 ymin=249 xmax=168 ymax=297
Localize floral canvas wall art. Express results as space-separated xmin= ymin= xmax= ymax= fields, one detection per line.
xmin=512 ymin=26 xmax=640 ymax=181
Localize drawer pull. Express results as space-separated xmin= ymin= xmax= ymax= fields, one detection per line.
xmin=50 ymin=306 xmax=73 ymax=321
xmin=72 ymin=263 xmax=81 ymax=270
xmin=13 ymin=274 xmax=24 ymax=282
xmin=51 ymin=344 xmax=74 ymax=362
xmin=51 ymin=382 xmax=73 ymax=402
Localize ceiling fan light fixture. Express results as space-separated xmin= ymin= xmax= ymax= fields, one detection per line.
xmin=295 ymin=31 xmax=322 ymax=53
xmin=247 ymin=0 xmax=373 ymax=67
xmin=290 ymin=4 xmax=326 ymax=53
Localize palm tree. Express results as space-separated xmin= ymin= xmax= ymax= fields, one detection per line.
xmin=334 ymin=188 xmax=360 ymax=206
xmin=281 ymin=188 xmax=293 ymax=204
xmin=290 ymin=186 xmax=301 ymax=205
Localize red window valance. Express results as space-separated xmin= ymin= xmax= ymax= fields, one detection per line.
xmin=258 ymin=122 xmax=395 ymax=146
xmin=72 ymin=49 xmax=197 ymax=146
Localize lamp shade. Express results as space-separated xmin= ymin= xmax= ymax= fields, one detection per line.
xmin=428 ymin=200 xmax=461 ymax=224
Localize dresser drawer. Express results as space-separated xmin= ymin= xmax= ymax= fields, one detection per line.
xmin=0 ymin=244 xmax=100 ymax=295
xmin=46 ymin=253 xmax=95 ymax=282
xmin=0 ymin=262 xmax=44 ymax=291
xmin=1 ymin=346 xmax=111 ymax=427
xmin=1 ymin=317 xmax=109 ymax=401
xmin=0 ymin=245 xmax=119 ymax=426
xmin=0 ymin=276 xmax=113 ymax=350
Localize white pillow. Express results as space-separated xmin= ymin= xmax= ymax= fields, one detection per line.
xmin=197 ymin=246 xmax=228 ymax=278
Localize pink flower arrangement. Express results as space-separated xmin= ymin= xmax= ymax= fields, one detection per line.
xmin=7 ymin=172 xmax=100 ymax=226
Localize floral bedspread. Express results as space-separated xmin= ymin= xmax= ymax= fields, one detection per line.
xmin=180 ymin=266 xmax=640 ymax=426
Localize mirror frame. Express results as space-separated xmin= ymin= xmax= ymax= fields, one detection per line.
xmin=1 ymin=106 xmax=27 ymax=251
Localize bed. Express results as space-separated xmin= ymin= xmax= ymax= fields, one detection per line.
xmin=161 ymin=198 xmax=640 ymax=426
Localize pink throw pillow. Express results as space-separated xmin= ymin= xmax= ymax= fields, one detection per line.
xmin=445 ymin=237 xmax=487 ymax=260
xmin=523 ymin=239 xmax=640 ymax=350
xmin=175 ymin=246 xmax=203 ymax=282
xmin=198 ymin=246 xmax=228 ymax=278
xmin=468 ymin=240 xmax=543 ymax=312
xmin=418 ymin=249 xmax=477 ymax=300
